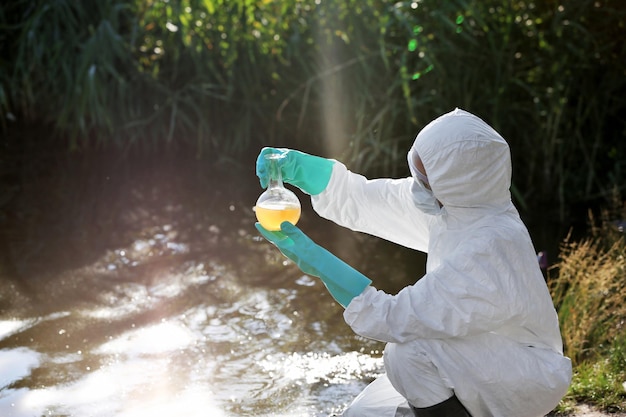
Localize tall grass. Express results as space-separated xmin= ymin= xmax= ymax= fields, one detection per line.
xmin=550 ymin=193 xmax=626 ymax=364
xmin=549 ymin=193 xmax=626 ymax=411
xmin=550 ymin=236 xmax=625 ymax=364
xmin=1 ymin=0 xmax=625 ymax=219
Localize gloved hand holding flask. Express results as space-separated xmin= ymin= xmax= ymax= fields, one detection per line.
xmin=255 ymin=221 xmax=371 ymax=308
xmin=255 ymin=147 xmax=370 ymax=307
xmin=256 ymin=147 xmax=335 ymax=195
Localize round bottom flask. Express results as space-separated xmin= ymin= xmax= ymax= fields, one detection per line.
xmin=254 ymin=154 xmax=301 ymax=231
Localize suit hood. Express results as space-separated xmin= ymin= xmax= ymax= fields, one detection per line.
xmin=409 ymin=108 xmax=512 ymax=210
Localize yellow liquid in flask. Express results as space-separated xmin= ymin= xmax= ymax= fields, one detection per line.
xmin=255 ymin=203 xmax=301 ymax=231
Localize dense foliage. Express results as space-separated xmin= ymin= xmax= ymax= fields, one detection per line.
xmin=1 ymin=0 xmax=625 ymax=218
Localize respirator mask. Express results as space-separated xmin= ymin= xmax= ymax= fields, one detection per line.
xmin=407 ymin=149 xmax=442 ymax=215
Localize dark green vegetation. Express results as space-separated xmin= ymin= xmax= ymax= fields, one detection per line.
xmin=2 ymin=0 xmax=625 ymax=218
xmin=1 ymin=0 xmax=625 ymax=412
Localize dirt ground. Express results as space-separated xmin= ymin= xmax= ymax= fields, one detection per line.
xmin=560 ymin=404 xmax=626 ymax=417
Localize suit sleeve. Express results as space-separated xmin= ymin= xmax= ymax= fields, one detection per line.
xmin=343 ymin=237 xmax=519 ymax=343
xmin=311 ymin=162 xmax=432 ymax=252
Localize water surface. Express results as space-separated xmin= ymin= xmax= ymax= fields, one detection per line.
xmin=0 ymin=164 xmax=423 ymax=416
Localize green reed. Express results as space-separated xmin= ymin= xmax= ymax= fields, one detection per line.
xmin=1 ymin=0 xmax=625 ymax=218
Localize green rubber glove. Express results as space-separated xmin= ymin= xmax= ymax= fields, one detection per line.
xmin=256 ymin=222 xmax=371 ymax=308
xmin=256 ymin=147 xmax=335 ymax=195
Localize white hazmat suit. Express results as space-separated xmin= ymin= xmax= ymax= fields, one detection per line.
xmin=311 ymin=109 xmax=572 ymax=417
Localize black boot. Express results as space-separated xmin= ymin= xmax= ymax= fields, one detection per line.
xmin=410 ymin=395 xmax=472 ymax=417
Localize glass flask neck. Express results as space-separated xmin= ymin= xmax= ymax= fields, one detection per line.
xmin=267 ymin=156 xmax=284 ymax=189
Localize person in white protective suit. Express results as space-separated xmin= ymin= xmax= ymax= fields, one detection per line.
xmin=255 ymin=108 xmax=572 ymax=417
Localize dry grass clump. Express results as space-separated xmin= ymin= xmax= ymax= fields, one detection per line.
xmin=550 ymin=233 xmax=626 ymax=364
xmin=549 ymin=195 xmax=626 ymax=411
xmin=549 ymin=197 xmax=626 ymax=365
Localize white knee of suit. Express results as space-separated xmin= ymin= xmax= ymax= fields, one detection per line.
xmin=384 ymin=342 xmax=454 ymax=408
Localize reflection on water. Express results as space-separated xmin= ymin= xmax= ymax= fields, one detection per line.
xmin=0 ymin=185 xmax=395 ymax=416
